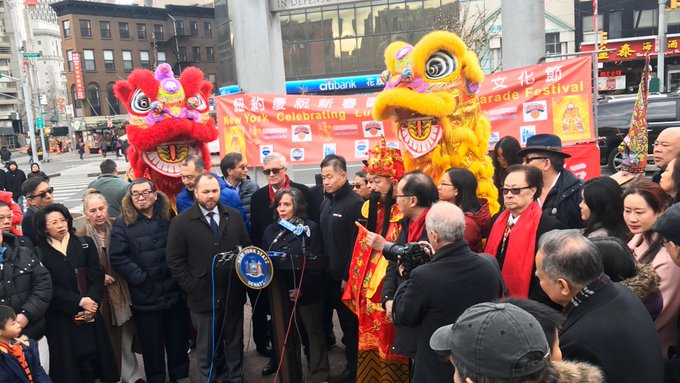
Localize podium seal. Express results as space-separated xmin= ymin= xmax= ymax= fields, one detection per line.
xmin=235 ymin=246 xmax=274 ymax=289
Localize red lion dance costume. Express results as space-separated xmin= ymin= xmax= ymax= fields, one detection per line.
xmin=113 ymin=63 xmax=217 ymax=199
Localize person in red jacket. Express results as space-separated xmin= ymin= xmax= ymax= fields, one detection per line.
xmin=0 ymin=193 xmax=22 ymax=236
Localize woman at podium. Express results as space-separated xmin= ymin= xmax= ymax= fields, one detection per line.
xmin=262 ymin=188 xmax=329 ymax=382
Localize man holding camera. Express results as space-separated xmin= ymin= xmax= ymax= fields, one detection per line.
xmin=392 ymin=201 xmax=502 ymax=383
xmin=364 ymin=170 xmax=438 ymax=361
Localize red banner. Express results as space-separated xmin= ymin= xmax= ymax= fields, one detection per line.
xmin=72 ymin=52 xmax=85 ymax=100
xmin=479 ymin=56 xmax=594 ymax=148
xmin=581 ymin=33 xmax=680 ymax=62
xmin=216 ymin=56 xmax=595 ymax=166
xmin=563 ymin=142 xmax=601 ymax=181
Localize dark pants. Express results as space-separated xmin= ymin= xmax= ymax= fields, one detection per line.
xmin=298 ymin=302 xmax=330 ymax=382
xmin=247 ymin=288 xmax=270 ymax=349
xmin=191 ymin=306 xmax=244 ymax=383
xmin=327 ymin=278 xmax=358 ymax=373
xmin=133 ymin=302 xmax=190 ymax=383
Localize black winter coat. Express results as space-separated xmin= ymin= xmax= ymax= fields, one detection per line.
xmin=393 ymin=240 xmax=502 ymax=383
xmin=250 ymin=181 xmax=318 ymax=248
xmin=0 ymin=234 xmax=51 ymax=340
xmin=542 ymin=169 xmax=583 ymax=229
xmin=109 ymin=194 xmax=183 ymax=312
xmin=262 ymin=219 xmax=324 ymax=305
xmin=320 ymin=181 xmax=363 ymax=281
xmin=4 ymin=165 xmax=25 ymax=202
xmin=166 ymin=202 xmax=251 ymax=312
xmin=560 ymin=280 xmax=664 ymax=383
xmin=38 ymin=235 xmax=118 ymax=383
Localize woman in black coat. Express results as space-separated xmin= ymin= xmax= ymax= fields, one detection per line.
xmin=261 ymin=188 xmax=329 ymax=382
xmin=34 ymin=204 xmax=118 ymax=383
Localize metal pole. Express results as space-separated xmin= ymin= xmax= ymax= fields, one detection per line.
xmin=8 ymin=0 xmax=38 ymax=164
xmin=658 ymin=0 xmax=666 ymax=92
xmin=593 ymin=2 xmax=600 ymax=138
xmin=28 ymin=62 xmax=48 ymax=162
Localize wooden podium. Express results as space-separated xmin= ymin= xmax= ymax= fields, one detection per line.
xmin=267 ymin=254 xmax=327 ymax=383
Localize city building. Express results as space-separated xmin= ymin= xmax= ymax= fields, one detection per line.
xmin=215 ymin=0 xmax=576 ymax=95
xmin=577 ymin=0 xmax=680 ymax=93
xmin=50 ymin=0 xmax=220 ymax=147
xmin=0 ymin=0 xmax=25 ymax=147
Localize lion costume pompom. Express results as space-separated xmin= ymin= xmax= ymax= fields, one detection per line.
xmin=113 ymin=64 xmax=217 ymax=200
xmin=373 ymin=31 xmax=499 ymax=214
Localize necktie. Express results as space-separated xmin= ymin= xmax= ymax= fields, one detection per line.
xmin=207 ymin=212 xmax=219 ymax=236
xmin=500 ymin=222 xmax=515 ymax=253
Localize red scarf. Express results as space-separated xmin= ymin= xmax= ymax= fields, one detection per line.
xmin=484 ymin=201 xmax=542 ymax=298
xmin=0 ymin=341 xmax=32 ymax=381
xmin=407 ymin=208 xmax=430 ymax=242
xmin=268 ymin=175 xmax=291 ymax=202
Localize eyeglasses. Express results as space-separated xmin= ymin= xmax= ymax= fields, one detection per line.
xmin=501 ymin=186 xmax=532 ymax=195
xmin=352 ymin=183 xmax=363 ymax=190
xmin=263 ymin=167 xmax=285 ymax=176
xmin=29 ymin=187 xmax=54 ymax=199
xmin=394 ymin=194 xmax=414 ymax=199
xmin=130 ymin=190 xmax=154 ymax=199
xmin=524 ymin=156 xmax=548 ymax=164
xmin=180 ymin=175 xmax=196 ymax=182
xmin=438 ymin=182 xmax=454 ymax=187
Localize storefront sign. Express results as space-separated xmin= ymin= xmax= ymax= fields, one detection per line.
xmin=216 ymin=56 xmax=596 ymax=169
xmin=72 ymin=52 xmax=85 ymax=100
xmin=581 ymin=33 xmax=680 ymax=62
xmin=270 ymin=0 xmax=369 ymax=12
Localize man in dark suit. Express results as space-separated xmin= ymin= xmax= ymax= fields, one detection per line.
xmin=392 ymin=201 xmax=502 ymax=383
xmin=535 ymin=229 xmax=664 ymax=383
xmin=166 ymin=173 xmax=251 ymax=383
xmin=248 ymin=152 xmax=318 ymax=365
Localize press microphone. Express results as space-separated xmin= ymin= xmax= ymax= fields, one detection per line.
xmin=279 ymin=219 xmax=310 ymax=237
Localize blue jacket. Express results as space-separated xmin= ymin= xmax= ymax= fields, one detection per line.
xmin=176 ymin=176 xmax=249 ymax=228
xmin=0 ymin=337 xmax=51 ymax=383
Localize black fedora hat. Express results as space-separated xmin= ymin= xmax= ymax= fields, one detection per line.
xmin=517 ymin=134 xmax=571 ymax=158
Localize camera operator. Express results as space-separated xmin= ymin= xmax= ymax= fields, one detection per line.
xmin=364 ymin=170 xmax=438 ymax=360
xmin=392 ymin=201 xmax=502 ymax=383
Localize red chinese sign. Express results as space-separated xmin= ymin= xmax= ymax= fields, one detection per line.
xmin=72 ymin=52 xmax=85 ymax=100
xmin=580 ymin=33 xmax=680 ymax=62
xmin=216 ymin=56 xmax=596 ymax=170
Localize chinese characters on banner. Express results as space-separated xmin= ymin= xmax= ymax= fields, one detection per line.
xmin=72 ymin=52 xmax=85 ymax=100
xmin=216 ymin=56 xmax=599 ymax=179
xmin=580 ymin=33 xmax=680 ymax=62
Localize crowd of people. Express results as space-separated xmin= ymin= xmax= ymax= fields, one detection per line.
xmin=0 ymin=127 xmax=679 ymax=383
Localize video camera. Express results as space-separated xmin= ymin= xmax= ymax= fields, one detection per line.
xmin=382 ymin=241 xmax=431 ymax=278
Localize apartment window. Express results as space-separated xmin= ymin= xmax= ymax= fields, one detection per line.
xmin=122 ymin=50 xmax=133 ymax=72
xmin=100 ymin=21 xmax=111 ymax=38
xmin=70 ymin=84 xmax=82 ymax=109
xmin=87 ymin=83 xmax=101 ymax=116
xmin=140 ymin=51 xmax=150 ymax=69
xmin=633 ymin=9 xmax=658 ymax=29
xmin=80 ymin=20 xmax=91 ymax=37
xmin=154 ymin=24 xmax=164 ymax=40
xmin=582 ymin=14 xmax=604 ymax=33
xmin=63 ymin=20 xmax=71 ymax=38
xmin=103 ymin=50 xmax=115 ymax=71
xmin=175 ymin=20 xmax=184 ymax=35
xmin=137 ymin=24 xmax=147 ymax=40
xmin=119 ymin=22 xmax=129 ymax=39
xmin=192 ymin=46 xmax=201 ymax=61
xmin=190 ymin=21 xmax=198 ymax=37
xmin=107 ymin=82 xmax=120 ymax=115
xmin=157 ymin=51 xmax=167 ymax=64
xmin=204 ymin=22 xmax=212 ymax=38
xmin=178 ymin=46 xmax=187 ymax=61
xmin=545 ymin=32 xmax=561 ymax=55
xmin=83 ymin=49 xmax=95 ymax=71
xmin=66 ymin=50 xmax=73 ymax=71
xmin=206 ymin=46 xmax=214 ymax=61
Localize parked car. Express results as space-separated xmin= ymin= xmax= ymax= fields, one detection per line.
xmin=597 ymin=93 xmax=680 ymax=172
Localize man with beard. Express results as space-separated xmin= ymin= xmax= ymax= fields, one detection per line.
xmin=318 ymin=154 xmax=363 ymax=383
xmin=167 ymin=173 xmax=251 ymax=383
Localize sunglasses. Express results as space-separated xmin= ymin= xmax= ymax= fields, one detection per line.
xmin=524 ymin=156 xmax=548 ymax=164
xmin=501 ymin=186 xmax=532 ymax=195
xmin=263 ymin=167 xmax=285 ymax=176
xmin=29 ymin=187 xmax=54 ymax=199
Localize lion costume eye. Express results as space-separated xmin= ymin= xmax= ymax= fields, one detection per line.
xmin=130 ymin=89 xmax=152 ymax=115
xmin=425 ymin=51 xmax=457 ymax=80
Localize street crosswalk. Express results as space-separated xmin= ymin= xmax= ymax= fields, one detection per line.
xmin=49 ymin=174 xmax=99 ymax=211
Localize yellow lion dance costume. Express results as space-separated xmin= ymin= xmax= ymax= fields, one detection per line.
xmin=374 ymin=31 xmax=499 ymax=214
